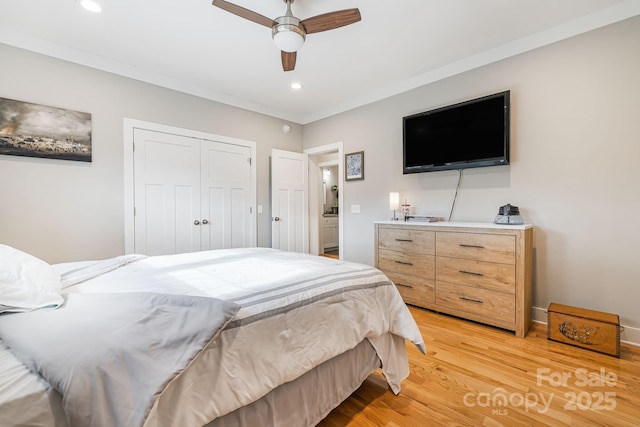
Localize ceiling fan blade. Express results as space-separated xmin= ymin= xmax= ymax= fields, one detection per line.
xmin=281 ymin=51 xmax=297 ymax=72
xmin=300 ymin=8 xmax=361 ymax=34
xmin=212 ymin=0 xmax=275 ymax=28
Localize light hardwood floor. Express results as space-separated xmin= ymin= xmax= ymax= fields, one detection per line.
xmin=319 ymin=306 xmax=640 ymax=426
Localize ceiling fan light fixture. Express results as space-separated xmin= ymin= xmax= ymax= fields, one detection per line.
xmin=212 ymin=0 xmax=360 ymax=71
xmin=272 ymin=16 xmax=305 ymax=52
xmin=79 ymin=0 xmax=102 ymax=13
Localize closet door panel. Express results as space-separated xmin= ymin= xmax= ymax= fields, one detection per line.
xmin=134 ymin=129 xmax=200 ymax=256
xmin=201 ymin=140 xmax=252 ymax=250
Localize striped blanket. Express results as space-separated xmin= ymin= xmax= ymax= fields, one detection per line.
xmin=55 ymin=248 xmax=425 ymax=426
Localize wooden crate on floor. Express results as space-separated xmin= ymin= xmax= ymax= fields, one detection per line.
xmin=547 ymin=303 xmax=620 ymax=357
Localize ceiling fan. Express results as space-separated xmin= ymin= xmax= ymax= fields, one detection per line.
xmin=212 ymin=0 xmax=361 ymax=72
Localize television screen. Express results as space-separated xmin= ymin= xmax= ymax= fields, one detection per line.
xmin=403 ymin=91 xmax=510 ymax=173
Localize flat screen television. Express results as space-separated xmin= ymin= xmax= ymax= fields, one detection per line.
xmin=403 ymin=91 xmax=510 ymax=174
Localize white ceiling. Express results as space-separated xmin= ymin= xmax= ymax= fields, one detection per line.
xmin=1 ymin=0 xmax=638 ymax=124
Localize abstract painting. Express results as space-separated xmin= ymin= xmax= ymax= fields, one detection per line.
xmin=0 ymin=97 xmax=92 ymax=162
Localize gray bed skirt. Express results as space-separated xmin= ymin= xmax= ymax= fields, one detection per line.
xmin=206 ymin=339 xmax=381 ymax=427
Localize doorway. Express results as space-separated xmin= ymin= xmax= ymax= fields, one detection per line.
xmin=320 ymin=163 xmax=339 ymax=258
xmin=304 ymin=142 xmax=343 ymax=260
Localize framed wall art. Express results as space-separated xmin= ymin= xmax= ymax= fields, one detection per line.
xmin=0 ymin=97 xmax=92 ymax=162
xmin=345 ymin=151 xmax=364 ymax=181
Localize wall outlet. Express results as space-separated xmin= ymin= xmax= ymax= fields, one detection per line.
xmin=257 ymin=205 xmax=263 ymax=214
xmin=351 ymin=205 xmax=361 ymax=214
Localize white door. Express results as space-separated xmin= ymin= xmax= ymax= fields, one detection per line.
xmin=134 ymin=129 xmax=254 ymax=256
xmin=271 ymin=149 xmax=309 ymax=253
xmin=201 ymin=140 xmax=253 ymax=250
xmin=134 ymin=129 xmax=200 ymax=255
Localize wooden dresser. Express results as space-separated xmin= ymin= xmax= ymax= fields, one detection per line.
xmin=375 ymin=221 xmax=533 ymax=337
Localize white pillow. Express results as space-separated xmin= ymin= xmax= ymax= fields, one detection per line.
xmin=0 ymin=244 xmax=63 ymax=313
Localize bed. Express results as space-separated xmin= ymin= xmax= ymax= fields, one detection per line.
xmin=0 ymin=245 xmax=425 ymax=427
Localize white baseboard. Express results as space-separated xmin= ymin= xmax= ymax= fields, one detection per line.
xmin=532 ymin=306 xmax=640 ymax=348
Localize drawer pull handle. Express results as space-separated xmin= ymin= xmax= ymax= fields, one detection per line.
xmin=459 ymin=296 xmax=483 ymax=304
xmin=460 ymin=244 xmax=485 ymax=249
xmin=459 ymin=270 xmax=484 ymax=277
xmin=395 ymin=283 xmax=414 ymax=289
xmin=395 ymin=260 xmax=414 ymax=266
xmin=395 ymin=238 xmax=414 ymax=242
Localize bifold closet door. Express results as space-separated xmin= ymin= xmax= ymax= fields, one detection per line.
xmin=133 ymin=129 xmax=201 ymax=256
xmin=134 ymin=129 xmax=254 ymax=256
xmin=200 ymin=140 xmax=253 ymax=250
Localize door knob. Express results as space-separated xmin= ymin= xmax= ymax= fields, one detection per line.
xmin=274 ymin=217 xmax=280 ymax=221
xmin=202 ymin=219 xmax=209 ymax=224
xmin=194 ymin=220 xmax=200 ymax=225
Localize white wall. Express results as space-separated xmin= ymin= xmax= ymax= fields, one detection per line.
xmin=303 ymin=16 xmax=640 ymax=330
xmin=0 ymin=44 xmax=302 ymax=263
xmin=1 ymin=17 xmax=638 ymax=333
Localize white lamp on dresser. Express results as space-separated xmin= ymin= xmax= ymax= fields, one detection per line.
xmin=389 ymin=192 xmax=400 ymax=220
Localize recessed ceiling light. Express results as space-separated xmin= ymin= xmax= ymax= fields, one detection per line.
xmin=291 ymin=82 xmax=302 ymax=90
xmin=80 ymin=0 xmax=102 ymax=13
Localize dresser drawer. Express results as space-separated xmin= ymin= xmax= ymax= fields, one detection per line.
xmin=436 ymin=281 xmax=515 ymax=324
xmin=375 ymin=222 xmax=532 ymax=337
xmin=436 ymin=256 xmax=515 ymax=293
xmin=436 ymin=232 xmax=515 ymax=264
xmin=378 ymin=249 xmax=435 ymax=278
xmin=385 ymin=272 xmax=435 ymax=304
xmin=378 ymin=227 xmax=435 ymax=254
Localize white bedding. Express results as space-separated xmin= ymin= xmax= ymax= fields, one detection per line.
xmin=0 ymin=293 xmax=239 ymax=427
xmin=0 ymin=339 xmax=66 ymax=427
xmin=0 ymin=248 xmax=425 ymax=427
